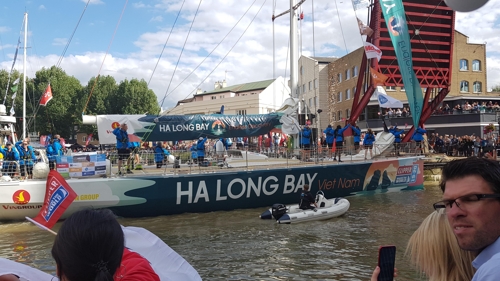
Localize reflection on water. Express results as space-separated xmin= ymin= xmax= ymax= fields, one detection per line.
xmin=0 ymin=185 xmax=442 ymax=280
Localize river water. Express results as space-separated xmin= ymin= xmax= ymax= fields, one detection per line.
xmin=0 ymin=184 xmax=443 ymax=281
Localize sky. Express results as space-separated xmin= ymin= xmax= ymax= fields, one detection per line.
xmin=0 ymin=0 xmax=499 ymax=111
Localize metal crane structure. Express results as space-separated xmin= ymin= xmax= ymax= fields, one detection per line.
xmin=348 ymin=0 xmax=456 ymax=141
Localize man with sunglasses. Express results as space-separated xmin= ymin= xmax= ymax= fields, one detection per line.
xmin=434 ymin=157 xmax=500 ymax=280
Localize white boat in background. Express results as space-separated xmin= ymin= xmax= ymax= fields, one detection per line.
xmin=260 ymin=191 xmax=350 ymax=224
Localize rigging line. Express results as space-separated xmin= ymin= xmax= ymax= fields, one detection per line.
xmin=334 ymin=0 xmax=349 ymax=55
xmin=3 ymin=21 xmax=23 ymax=105
xmin=176 ymin=0 xmax=268 ymax=103
xmin=161 ymin=0 xmax=260 ymax=101
xmin=311 ymin=0 xmax=315 ymax=57
xmin=56 ymin=0 xmax=91 ymax=67
xmin=158 ymin=0 xmax=203 ymax=113
xmin=82 ymin=0 xmax=128 ymax=115
xmin=147 ymin=0 xmax=186 ymax=86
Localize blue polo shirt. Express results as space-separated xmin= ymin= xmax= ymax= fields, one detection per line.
xmin=472 ymin=236 xmax=500 ymax=280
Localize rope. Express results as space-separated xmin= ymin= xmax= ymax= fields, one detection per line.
xmin=160 ymin=0 xmax=260 ymax=104
xmin=334 ymin=0 xmax=349 ymax=55
xmin=158 ymin=0 xmax=203 ymax=112
xmin=175 ymin=0 xmax=268 ymax=103
xmin=82 ymin=0 xmax=129 ymax=115
xmin=147 ymin=0 xmax=186 ymax=87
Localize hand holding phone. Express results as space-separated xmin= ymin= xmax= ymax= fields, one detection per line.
xmin=377 ymin=245 xmax=396 ymax=281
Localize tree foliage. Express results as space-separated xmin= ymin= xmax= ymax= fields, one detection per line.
xmin=0 ymin=66 xmax=161 ymax=141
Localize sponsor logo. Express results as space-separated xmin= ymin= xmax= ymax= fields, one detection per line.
xmin=111 ymin=122 xmax=120 ymax=129
xmin=388 ymin=16 xmax=403 ymax=36
xmin=2 ymin=204 xmax=42 ymax=210
xmin=378 ymin=95 xmax=389 ymax=104
xmin=12 ymin=190 xmax=30 ymax=205
xmin=211 ymin=120 xmax=226 ymax=130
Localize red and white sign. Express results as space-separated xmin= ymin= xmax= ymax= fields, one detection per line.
xmin=39 ymin=84 xmax=53 ymax=106
xmin=363 ymin=42 xmax=382 ymax=62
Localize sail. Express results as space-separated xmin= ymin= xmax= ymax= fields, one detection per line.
xmin=379 ymin=0 xmax=424 ymax=128
xmin=89 ymin=114 xmax=283 ymax=144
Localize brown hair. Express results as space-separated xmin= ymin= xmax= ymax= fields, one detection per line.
xmin=303 ymin=184 xmax=310 ymax=191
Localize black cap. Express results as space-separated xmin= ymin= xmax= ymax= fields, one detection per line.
xmin=6 ymin=142 xmax=11 ymax=146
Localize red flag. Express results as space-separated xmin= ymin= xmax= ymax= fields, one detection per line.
xmin=40 ymin=84 xmax=53 ymax=106
xmin=300 ymin=12 xmax=304 ymax=20
xmin=331 ymin=140 xmax=336 ymax=153
xmin=85 ymin=134 xmax=93 ymax=147
xmin=33 ymin=170 xmax=77 ymax=229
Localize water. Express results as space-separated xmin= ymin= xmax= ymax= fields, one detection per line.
xmin=0 ymin=185 xmax=443 ymax=280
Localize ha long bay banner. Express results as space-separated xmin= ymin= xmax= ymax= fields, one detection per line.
xmin=379 ymin=0 xmax=424 ymax=128
xmin=92 ymin=114 xmax=283 ymax=144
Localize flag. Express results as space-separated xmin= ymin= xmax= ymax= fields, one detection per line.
xmin=10 ymin=77 xmax=20 ymax=93
xmin=352 ymin=0 xmax=370 ymax=10
xmin=331 ymin=140 xmax=336 ymax=153
xmin=357 ymin=18 xmax=374 ymax=36
xmin=363 ymin=42 xmax=382 ymax=62
xmin=299 ymin=11 xmax=304 ymax=20
xmin=379 ymin=0 xmax=424 ymax=129
xmin=370 ymin=67 xmax=389 ymax=85
xmin=9 ymin=106 xmax=15 ymax=116
xmin=40 ymin=84 xmax=53 ymax=106
xmin=85 ymin=133 xmax=93 ymax=146
xmin=11 ymin=92 xmax=17 ymax=100
xmin=33 ymin=170 xmax=77 ymax=229
xmin=375 ymin=86 xmax=403 ymax=108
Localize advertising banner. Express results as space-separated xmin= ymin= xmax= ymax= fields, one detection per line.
xmin=56 ymin=153 xmax=107 ymax=178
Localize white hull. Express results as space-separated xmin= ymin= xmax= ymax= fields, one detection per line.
xmin=261 ymin=196 xmax=350 ymax=224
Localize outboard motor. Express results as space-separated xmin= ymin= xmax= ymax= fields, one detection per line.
xmin=271 ymin=203 xmax=287 ymax=220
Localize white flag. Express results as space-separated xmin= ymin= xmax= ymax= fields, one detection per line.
xmin=12 ymin=77 xmax=20 ymax=85
xmin=9 ymin=106 xmax=15 ymax=116
xmin=11 ymin=92 xmax=16 ymax=100
xmin=374 ymin=86 xmax=403 ymax=108
xmin=352 ymin=0 xmax=370 ymax=10
xmin=363 ymin=42 xmax=382 ymax=62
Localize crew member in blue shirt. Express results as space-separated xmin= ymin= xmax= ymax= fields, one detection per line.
xmin=350 ymin=124 xmax=361 ymax=152
xmin=323 ymin=125 xmax=335 ymax=149
xmin=46 ymin=134 xmax=63 ymax=170
xmin=412 ymin=126 xmax=427 ymax=155
xmin=333 ymin=124 xmax=349 ymax=162
xmin=363 ymin=128 xmax=376 ymax=160
xmin=16 ymin=138 xmax=36 ymax=179
xmin=154 ymin=142 xmax=170 ymax=168
xmin=389 ymin=125 xmax=405 ymax=156
xmin=196 ymin=136 xmax=208 ymax=165
xmin=301 ymin=125 xmax=312 ymax=161
xmin=0 ymin=142 xmax=19 ymax=177
xmin=113 ymin=123 xmax=132 ymax=175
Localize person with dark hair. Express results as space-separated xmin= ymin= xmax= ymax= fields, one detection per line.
xmin=46 ymin=134 xmax=63 ymax=170
xmin=323 ymin=124 xmax=335 ymax=149
xmin=333 ymin=124 xmax=349 ymax=162
xmin=15 ymin=138 xmax=36 ymax=179
xmin=434 ymin=157 xmax=500 ymax=281
xmin=154 ymin=142 xmax=170 ymax=168
xmin=350 ymin=124 xmax=361 ymax=152
xmin=196 ymin=137 xmax=208 ymax=165
xmin=411 ymin=126 xmax=427 ymax=155
xmin=299 ymin=184 xmax=317 ymax=210
xmin=113 ymin=123 xmax=132 ymax=175
xmin=0 ymin=143 xmax=19 ymax=177
xmin=389 ymin=125 xmax=404 ymax=156
xmin=363 ymin=129 xmax=375 ymax=160
xmin=52 ymin=209 xmax=124 ymax=281
xmin=52 ymin=208 xmax=160 ymax=281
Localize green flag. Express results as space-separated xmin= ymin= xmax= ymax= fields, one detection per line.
xmin=10 ymin=77 xmax=19 ymax=93
xmin=379 ymin=0 xmax=424 ymax=128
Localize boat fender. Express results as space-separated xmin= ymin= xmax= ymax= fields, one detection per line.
xmin=334 ymin=197 xmax=344 ymax=204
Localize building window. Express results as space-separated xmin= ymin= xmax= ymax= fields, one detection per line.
xmin=211 ymin=96 xmax=216 ymax=100
xmin=353 ymin=66 xmax=358 ymax=77
xmin=353 ymin=87 xmax=356 ymax=96
xmin=400 ymin=86 xmax=405 ymax=91
xmin=332 ymin=112 xmax=336 ymax=121
xmin=346 ymin=89 xmax=351 ymax=100
xmin=309 ymin=81 xmax=312 ymax=90
xmin=337 ymin=73 xmax=342 ymax=83
xmin=386 ymin=86 xmax=396 ymax=91
xmin=472 ymin=60 xmax=481 ymax=71
xmin=82 ymin=136 xmax=87 ymax=142
xmin=346 ymin=109 xmax=350 ymax=119
xmin=460 ymin=59 xmax=468 ymax=71
xmin=303 ymin=84 xmax=306 ymax=93
xmin=345 ymin=69 xmax=350 ymax=80
xmin=314 ymin=78 xmax=319 ymax=89
xmin=236 ymin=110 xmax=247 ymax=115
xmin=338 ymin=92 xmax=343 ymax=102
xmin=460 ymin=80 xmax=469 ymax=92
xmin=315 ymin=96 xmax=319 ymax=107
xmin=309 ymin=98 xmax=312 ymax=108
xmin=473 ymin=81 xmax=482 ymax=93
xmin=338 ymin=111 xmax=342 ymax=120
xmin=220 ymin=95 xmax=225 ymax=99
xmin=300 ymin=66 xmax=304 ymax=75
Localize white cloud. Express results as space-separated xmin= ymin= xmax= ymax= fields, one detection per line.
xmin=133 ymin=1 xmax=148 ymax=9
xmin=149 ymin=16 xmax=163 ymax=23
xmin=0 ymin=26 xmax=10 ymax=33
xmin=52 ymin=38 xmax=68 ymax=46
xmin=39 ymin=5 xmax=46 ymax=10
xmin=83 ymin=0 xmax=104 ymax=5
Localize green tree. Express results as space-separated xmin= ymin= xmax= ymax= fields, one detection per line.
xmin=109 ymin=78 xmax=160 ymax=115
xmin=492 ymin=85 xmax=500 ymax=92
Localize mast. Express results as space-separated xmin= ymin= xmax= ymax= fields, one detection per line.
xmin=22 ymin=12 xmax=27 ymax=140
xmin=289 ymin=0 xmax=299 ymax=100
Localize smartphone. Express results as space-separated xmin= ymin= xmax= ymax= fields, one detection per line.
xmin=377 ymin=245 xmax=396 ymax=281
